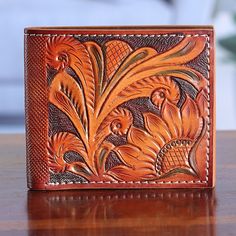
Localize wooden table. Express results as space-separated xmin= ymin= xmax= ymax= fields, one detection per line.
xmin=0 ymin=132 xmax=235 ymax=235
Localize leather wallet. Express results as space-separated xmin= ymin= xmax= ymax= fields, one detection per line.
xmin=24 ymin=26 xmax=215 ymax=190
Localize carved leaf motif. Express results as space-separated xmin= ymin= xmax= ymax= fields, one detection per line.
xmin=108 ymin=165 xmax=157 ymax=182
xmin=103 ymin=40 xmax=133 ymax=87
xmin=161 ymin=99 xmax=182 ymax=138
xmin=46 ymin=36 xmax=96 ymax=113
xmin=151 ymin=36 xmax=207 ymax=64
xmin=49 ymin=71 xmax=88 ymax=148
xmin=83 ymin=41 xmax=104 ymax=100
xmin=127 ymin=126 xmax=161 ymax=160
xmin=117 ymin=75 xmax=180 ymax=109
xmin=70 ymin=43 xmax=96 ymax=113
xmin=181 ymin=95 xmax=201 ymax=139
xmin=143 ymin=113 xmax=171 ymax=145
xmin=109 ymin=46 xmax=158 ymax=87
xmin=47 ymin=132 xmax=92 ymax=178
xmin=196 ymin=89 xmax=208 ymax=117
xmin=94 ymin=141 xmax=115 ymax=175
xmin=114 ymin=144 xmax=156 ymax=169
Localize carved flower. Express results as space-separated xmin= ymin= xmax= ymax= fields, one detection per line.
xmin=46 ymin=37 xmax=85 ymax=71
xmin=107 ymin=96 xmax=203 ymax=181
xmin=110 ymin=108 xmax=133 ymax=135
xmin=150 ymin=76 xmax=180 ymax=109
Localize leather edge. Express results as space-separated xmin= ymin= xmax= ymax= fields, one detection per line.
xmin=208 ymin=29 xmax=216 ymax=188
xmin=24 ymin=34 xmax=49 ymax=189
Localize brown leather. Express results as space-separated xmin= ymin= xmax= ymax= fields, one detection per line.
xmin=24 ymin=26 xmax=215 ymax=190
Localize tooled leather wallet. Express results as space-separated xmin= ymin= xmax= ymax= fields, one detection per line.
xmin=24 ymin=26 xmax=215 ymax=190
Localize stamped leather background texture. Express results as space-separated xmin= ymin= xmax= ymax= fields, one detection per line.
xmin=24 ymin=27 xmax=215 ymax=190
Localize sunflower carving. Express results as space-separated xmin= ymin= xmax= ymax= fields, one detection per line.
xmin=46 ymin=35 xmax=209 ymax=183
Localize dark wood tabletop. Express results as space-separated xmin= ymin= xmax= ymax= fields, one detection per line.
xmin=0 ymin=131 xmax=235 ymax=235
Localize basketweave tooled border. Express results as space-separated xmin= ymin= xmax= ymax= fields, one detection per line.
xmin=25 ymin=29 xmax=215 ymax=189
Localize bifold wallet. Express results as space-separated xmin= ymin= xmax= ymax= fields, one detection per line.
xmin=24 ymin=26 xmax=215 ymax=190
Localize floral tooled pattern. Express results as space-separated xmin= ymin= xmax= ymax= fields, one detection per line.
xmin=46 ymin=35 xmax=208 ymax=182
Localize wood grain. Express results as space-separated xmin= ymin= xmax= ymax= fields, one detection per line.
xmin=0 ymin=132 xmax=235 ymax=235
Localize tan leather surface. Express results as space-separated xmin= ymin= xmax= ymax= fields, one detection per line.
xmin=24 ymin=26 xmax=215 ymax=190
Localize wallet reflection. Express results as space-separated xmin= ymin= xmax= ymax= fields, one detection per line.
xmin=27 ymin=189 xmax=215 ymax=235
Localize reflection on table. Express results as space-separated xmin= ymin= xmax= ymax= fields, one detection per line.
xmin=27 ymin=189 xmax=216 ymax=235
